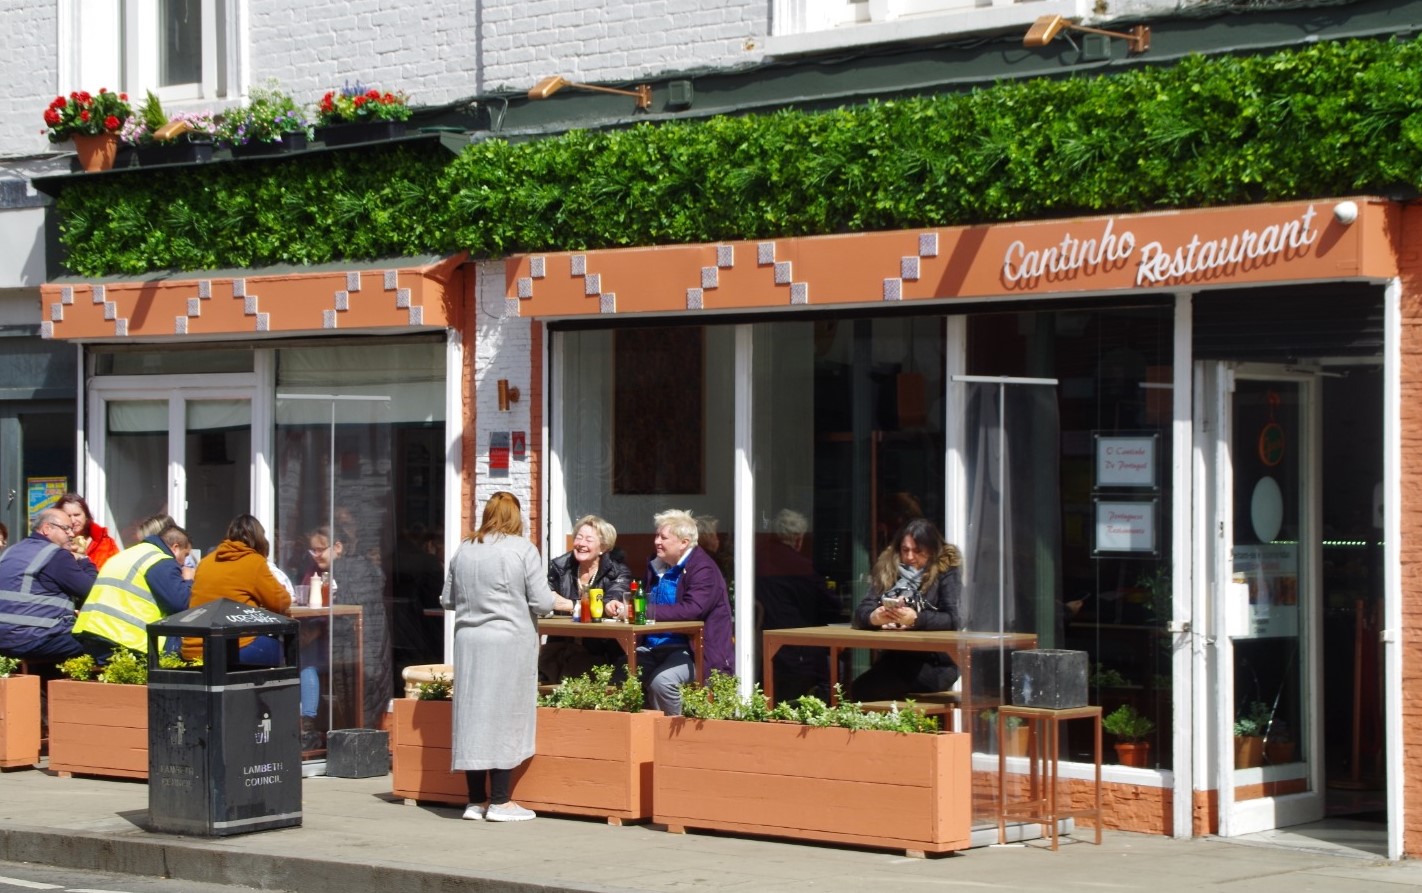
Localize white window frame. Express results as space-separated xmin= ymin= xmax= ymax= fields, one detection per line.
xmin=769 ymin=0 xmax=1081 ymax=57
xmin=59 ymin=0 xmax=242 ymax=104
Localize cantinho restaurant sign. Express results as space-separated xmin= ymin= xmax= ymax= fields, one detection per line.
xmin=508 ymin=197 xmax=1397 ymax=317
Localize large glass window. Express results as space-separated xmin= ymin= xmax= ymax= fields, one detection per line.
xmin=273 ymin=340 xmax=447 ymax=731
xmin=67 ymin=0 xmax=235 ymax=103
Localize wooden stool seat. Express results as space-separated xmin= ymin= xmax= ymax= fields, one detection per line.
xmin=858 ymin=699 xmax=954 ymax=717
xmin=905 ymin=690 xmax=961 ymax=705
xmin=997 ymin=704 xmax=1103 ymax=851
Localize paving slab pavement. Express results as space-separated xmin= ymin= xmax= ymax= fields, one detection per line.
xmin=0 ymin=765 xmax=1420 ymax=893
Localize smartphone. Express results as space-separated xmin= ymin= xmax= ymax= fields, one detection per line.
xmin=881 ymin=594 xmax=905 ymax=609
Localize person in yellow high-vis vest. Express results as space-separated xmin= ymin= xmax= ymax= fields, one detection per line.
xmin=74 ymin=524 xmax=194 ymax=662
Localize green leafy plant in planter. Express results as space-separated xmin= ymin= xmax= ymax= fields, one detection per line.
xmin=1104 ymin=704 xmax=1156 ymax=767
xmin=415 ymin=673 xmax=451 ymax=701
xmin=219 ymin=80 xmax=311 ymax=148
xmin=0 ymin=655 xmax=19 ymax=677
xmin=539 ymin=664 xmax=644 ymax=712
xmin=680 ymin=670 xmax=938 ymax=733
xmin=58 ymin=653 xmax=98 ymax=681
xmin=1233 ymin=700 xmax=1273 ymax=768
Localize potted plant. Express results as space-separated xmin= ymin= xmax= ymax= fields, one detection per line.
xmin=391 ymin=665 xmax=661 ymax=823
xmin=314 ymin=81 xmax=412 ymax=146
xmin=980 ymin=708 xmax=1030 ymax=757
xmin=47 ymin=648 xmax=193 ymax=779
xmin=41 ymin=88 xmax=133 ymax=171
xmin=1103 ymin=704 xmax=1155 ymax=768
xmin=653 ymin=672 xmax=970 ymax=856
xmin=219 ymin=81 xmax=312 ymax=157
xmin=1233 ymin=701 xmax=1271 ymax=769
xmin=121 ymin=92 xmax=218 ymax=166
xmin=0 ymin=654 xmax=41 ymax=769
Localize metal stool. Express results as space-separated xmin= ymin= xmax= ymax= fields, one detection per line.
xmin=997 ymin=704 xmax=1103 ymax=850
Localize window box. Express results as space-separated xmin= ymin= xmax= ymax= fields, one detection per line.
xmin=315 ymin=121 xmax=407 ymax=147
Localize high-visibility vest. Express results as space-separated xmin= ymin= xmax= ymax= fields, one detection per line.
xmin=0 ymin=540 xmax=69 ymax=632
xmin=73 ymin=541 xmax=169 ymax=653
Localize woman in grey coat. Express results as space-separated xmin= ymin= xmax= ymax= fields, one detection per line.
xmin=440 ymin=491 xmax=553 ymax=822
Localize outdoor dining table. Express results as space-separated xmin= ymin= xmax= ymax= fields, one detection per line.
xmin=760 ymin=625 xmax=1038 ymax=729
xmin=537 ymin=617 xmax=706 ymax=681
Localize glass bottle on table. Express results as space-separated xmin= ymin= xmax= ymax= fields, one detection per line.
xmin=633 ymin=582 xmax=648 ymax=626
xmin=627 ymin=581 xmax=640 ymax=624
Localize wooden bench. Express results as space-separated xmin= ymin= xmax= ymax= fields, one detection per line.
xmin=858 ymin=699 xmax=955 ymax=718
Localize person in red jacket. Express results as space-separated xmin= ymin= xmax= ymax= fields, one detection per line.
xmin=56 ymin=493 xmax=119 ymax=571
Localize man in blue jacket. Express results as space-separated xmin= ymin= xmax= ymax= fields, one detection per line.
xmin=0 ymin=507 xmax=97 ymax=660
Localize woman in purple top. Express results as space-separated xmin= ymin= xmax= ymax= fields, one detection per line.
xmin=614 ymin=508 xmax=732 ymax=715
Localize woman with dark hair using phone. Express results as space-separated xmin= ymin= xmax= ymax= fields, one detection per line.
xmin=849 ymin=517 xmax=962 ymax=702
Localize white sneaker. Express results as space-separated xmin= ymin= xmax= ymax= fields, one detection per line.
xmin=485 ymin=801 xmax=536 ymax=822
xmin=462 ymin=802 xmax=487 ymax=821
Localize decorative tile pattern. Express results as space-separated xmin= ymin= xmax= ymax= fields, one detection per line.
xmin=584 ymin=273 xmax=601 ymax=296
xmin=198 ymin=280 xmax=211 ymax=298
xmin=49 ymin=303 xmax=62 ymax=322
xmin=256 ymin=313 xmax=270 ymax=332
xmin=530 ymin=256 xmax=546 ymax=278
xmin=790 ymin=282 xmax=808 ymax=304
xmin=396 ymin=288 xmax=411 ymax=309
xmin=503 ymin=298 xmax=520 ymax=318
xmin=410 ymin=306 xmax=424 ymax=325
xmin=92 ymin=285 xmax=106 ymax=304
xmin=701 ymin=266 xmax=718 ymax=289
xmin=901 ymin=256 xmax=920 ymax=280
xmin=686 ymin=288 xmax=704 ymax=310
xmin=335 ymin=291 xmax=349 ymax=311
xmin=40 ymin=321 xmax=52 ymax=339
xmin=103 ymin=302 xmax=117 ymax=320
xmin=60 ymin=287 xmax=73 ymax=305
xmin=244 ymin=296 xmax=259 ymax=315
xmin=233 ymin=279 xmax=246 ymax=298
xmin=919 ymin=233 xmax=939 ymax=257
xmin=599 ymin=293 xmax=616 ymax=313
xmin=774 ymin=261 xmax=792 ymax=285
xmin=187 ymin=298 xmax=202 ymax=316
xmin=175 ymin=316 xmax=188 ymax=335
xmin=322 ymin=309 xmax=337 ymax=328
xmin=517 ymin=277 xmax=533 ymax=299
xmin=716 ymin=245 xmax=734 ymax=268
xmin=383 ymin=270 xmax=398 ymax=290
xmin=570 ymin=255 xmax=586 ymax=276
xmin=114 ymin=319 xmax=128 ymax=337
xmin=884 ymin=278 xmax=903 ymax=301
xmin=346 ymin=271 xmax=361 ymax=292
xmin=757 ymin=242 xmax=775 ymax=265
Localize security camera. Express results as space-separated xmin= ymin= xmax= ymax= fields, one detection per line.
xmin=1334 ymin=201 xmax=1359 ymax=225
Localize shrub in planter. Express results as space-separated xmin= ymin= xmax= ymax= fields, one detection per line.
xmin=1103 ymin=704 xmax=1155 ymax=768
xmin=655 ymin=672 xmax=969 ymax=856
xmin=49 ymin=647 xmax=175 ymax=779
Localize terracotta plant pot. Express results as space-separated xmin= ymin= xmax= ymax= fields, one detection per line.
xmin=652 ymin=715 xmax=972 ymax=856
xmin=1234 ymin=734 xmax=1265 ymax=769
xmin=1113 ymin=740 xmax=1151 ymax=768
xmin=1003 ymin=724 xmax=1030 ymax=757
xmin=72 ymin=132 xmax=121 ymax=172
xmin=0 ymin=674 xmax=42 ymax=769
xmin=48 ymin=679 xmax=148 ymax=779
xmin=1265 ymin=739 xmax=1296 ymax=765
xmin=390 ymin=698 xmax=659 ymax=823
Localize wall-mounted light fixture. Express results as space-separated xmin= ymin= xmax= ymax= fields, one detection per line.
xmin=528 ymin=75 xmax=652 ymax=111
xmin=1023 ymin=15 xmax=1150 ymax=56
xmin=497 ymin=379 xmax=521 ymax=412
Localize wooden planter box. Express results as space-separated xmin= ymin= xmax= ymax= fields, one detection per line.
xmin=48 ymin=680 xmax=148 ymax=780
xmin=0 ymin=675 xmax=41 ymax=769
xmin=391 ymin=698 xmax=658 ymax=823
xmin=653 ymin=716 xmax=972 ymax=856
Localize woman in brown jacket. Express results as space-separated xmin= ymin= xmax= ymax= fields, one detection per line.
xmin=183 ymin=514 xmax=291 ymax=664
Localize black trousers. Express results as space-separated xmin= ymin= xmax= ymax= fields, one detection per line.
xmin=850 ymin=651 xmax=958 ymax=702
xmin=465 ymin=768 xmax=512 ymax=805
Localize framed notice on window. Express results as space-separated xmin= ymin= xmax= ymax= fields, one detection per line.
xmin=1094 ymin=499 xmax=1157 ymax=555
xmin=1095 ymin=433 xmax=1157 ymax=489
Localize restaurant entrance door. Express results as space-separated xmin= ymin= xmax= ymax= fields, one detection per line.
xmin=86 ymin=372 xmax=257 ymax=554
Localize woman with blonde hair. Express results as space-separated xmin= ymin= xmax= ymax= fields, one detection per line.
xmin=441 ymin=491 xmax=552 ymax=822
xmin=540 ymin=514 xmax=631 ymax=681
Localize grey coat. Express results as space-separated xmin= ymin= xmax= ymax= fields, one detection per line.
xmin=440 ymin=533 xmax=553 ymax=771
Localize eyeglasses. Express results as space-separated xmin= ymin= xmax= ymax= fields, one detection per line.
xmin=309 ymin=546 xmax=331 ymax=557
xmin=45 ymin=521 xmax=73 ymax=534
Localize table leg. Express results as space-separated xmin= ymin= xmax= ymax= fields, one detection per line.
xmin=763 ymin=641 xmax=782 ymax=705
xmin=828 ymin=647 xmax=843 ymax=705
xmin=623 ymin=639 xmax=638 ymax=678
xmin=694 ymin=628 xmax=704 ymax=682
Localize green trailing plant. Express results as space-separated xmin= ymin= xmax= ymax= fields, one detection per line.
xmin=49 ymin=36 xmax=1422 ymax=277
xmin=680 ymin=671 xmax=938 ymax=733
xmin=538 ymin=665 xmax=643 ymax=712
xmin=1089 ymin=664 xmax=1131 ymax=688
xmin=416 ymin=673 xmax=452 ymax=701
xmin=58 ymin=653 xmax=98 ymax=681
xmin=1103 ymin=704 xmax=1155 ymax=741
xmin=979 ymin=708 xmax=1024 ymax=732
xmin=1234 ymin=700 xmax=1272 ymax=737
xmin=0 ymin=655 xmax=19 ymax=677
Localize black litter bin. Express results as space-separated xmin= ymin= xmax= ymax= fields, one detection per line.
xmin=146 ymin=598 xmax=303 ymax=836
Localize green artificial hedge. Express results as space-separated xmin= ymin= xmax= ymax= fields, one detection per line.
xmin=54 ymin=36 xmax=1422 ymax=278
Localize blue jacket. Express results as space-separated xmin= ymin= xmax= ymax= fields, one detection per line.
xmin=642 ymin=545 xmax=734 ymax=678
xmin=0 ymin=531 xmax=97 ymax=653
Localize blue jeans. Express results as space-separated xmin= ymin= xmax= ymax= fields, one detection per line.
xmin=242 ymin=636 xmax=319 ymax=720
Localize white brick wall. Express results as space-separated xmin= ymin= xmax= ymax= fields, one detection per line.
xmin=473 ymin=260 xmax=534 ymax=515
xmin=1 ymin=0 xmax=60 ymax=159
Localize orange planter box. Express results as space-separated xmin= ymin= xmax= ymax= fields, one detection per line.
xmin=0 ymin=675 xmax=41 ymax=769
xmin=653 ymin=716 xmax=972 ymax=856
xmin=391 ymin=698 xmax=659 ymax=823
xmin=48 ymin=680 xmax=148 ymax=780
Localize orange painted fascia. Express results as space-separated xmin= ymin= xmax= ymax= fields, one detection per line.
xmin=41 ymin=253 xmax=467 ymax=340
xmin=507 ymin=198 xmax=1398 ymax=319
